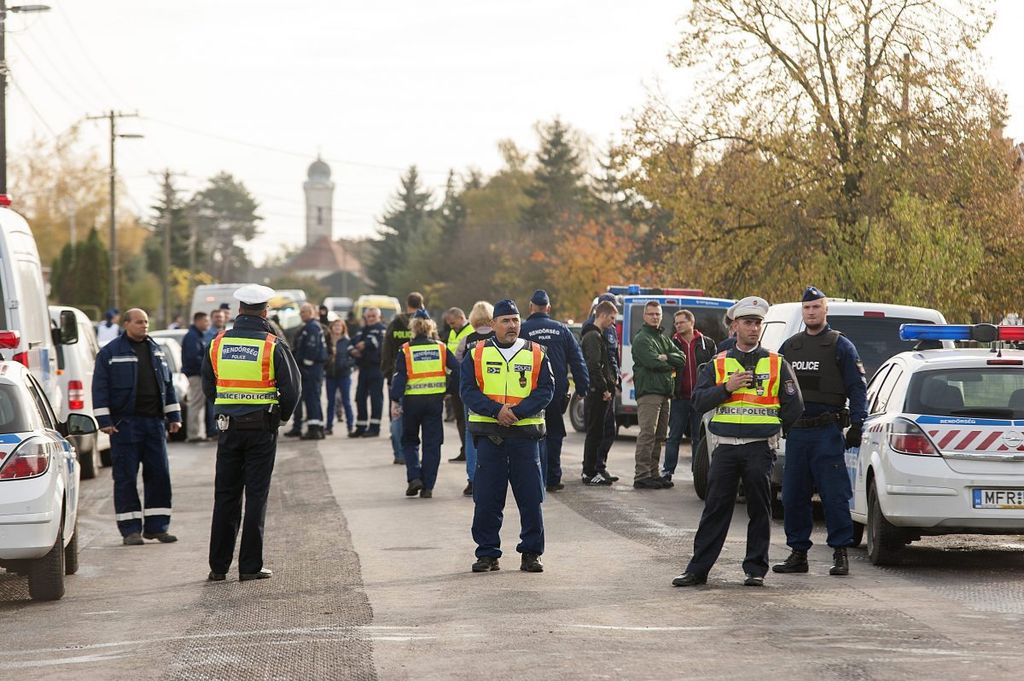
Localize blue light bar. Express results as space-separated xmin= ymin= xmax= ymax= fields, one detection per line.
xmin=899 ymin=324 xmax=972 ymax=341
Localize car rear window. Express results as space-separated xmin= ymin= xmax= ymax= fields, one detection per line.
xmin=0 ymin=383 xmax=32 ymax=433
xmin=628 ymin=305 xmax=729 ymax=344
xmin=827 ymin=316 xmax=937 ymax=380
xmin=905 ymin=368 xmax=1024 ymax=419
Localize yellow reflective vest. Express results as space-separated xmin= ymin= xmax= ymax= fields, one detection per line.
xmin=447 ymin=324 xmax=474 ymax=355
xmin=209 ymin=332 xmax=279 ymax=405
xmin=710 ymin=352 xmax=781 ymax=429
xmin=401 ymin=340 xmax=448 ymax=396
xmin=467 ymin=340 xmax=546 ymax=437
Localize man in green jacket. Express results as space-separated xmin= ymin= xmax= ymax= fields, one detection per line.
xmin=632 ymin=301 xmax=686 ymax=489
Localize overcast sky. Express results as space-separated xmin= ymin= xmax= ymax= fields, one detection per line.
xmin=5 ymin=1 xmax=1023 ymax=265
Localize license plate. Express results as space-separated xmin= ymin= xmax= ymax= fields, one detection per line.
xmin=972 ymin=489 xmax=1024 ymax=509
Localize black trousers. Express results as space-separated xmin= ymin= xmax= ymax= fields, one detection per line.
xmin=209 ymin=429 xmax=277 ymax=574
xmin=450 ymin=390 xmax=466 ymax=456
xmin=582 ymin=392 xmax=609 ymax=477
xmin=596 ymin=398 xmax=615 ymax=471
xmin=685 ymin=441 xmax=774 ymax=578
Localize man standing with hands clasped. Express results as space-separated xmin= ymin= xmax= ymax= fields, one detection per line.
xmin=673 ymin=297 xmax=803 ymax=588
xmin=773 ymin=286 xmax=867 ymax=577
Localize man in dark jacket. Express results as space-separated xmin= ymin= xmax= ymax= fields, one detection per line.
xmin=672 ymin=296 xmax=804 ymax=588
xmin=182 ymin=312 xmax=211 ymax=443
xmin=382 ymin=292 xmax=425 ymax=458
xmin=285 ymin=303 xmax=329 ymax=440
xmin=520 ymin=289 xmax=589 ymax=492
xmin=93 ymin=308 xmax=182 ymax=545
xmin=580 ymin=300 xmax=618 ymax=485
xmin=631 ymin=301 xmax=686 ymax=489
xmin=350 ymin=307 xmax=387 ymax=438
xmin=662 ymin=309 xmax=717 ymax=481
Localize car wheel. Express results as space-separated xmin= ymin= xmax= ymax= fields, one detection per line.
xmin=850 ymin=520 xmax=865 ymax=548
xmin=867 ymin=480 xmax=904 ymax=566
xmin=692 ymin=434 xmax=709 ymax=500
xmin=64 ymin=518 xmax=79 ymax=575
xmin=78 ymin=434 xmax=98 ymax=480
xmin=770 ymin=486 xmax=785 ymax=519
xmin=569 ymin=394 xmax=585 ymax=433
xmin=28 ymin=507 xmax=66 ymax=601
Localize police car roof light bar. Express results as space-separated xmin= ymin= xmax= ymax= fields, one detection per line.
xmin=899 ymin=323 xmax=1024 ymax=343
xmin=606 ymin=285 xmax=706 ymax=297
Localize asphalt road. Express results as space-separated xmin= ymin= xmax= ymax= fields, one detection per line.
xmin=2 ymin=418 xmax=1024 ymax=680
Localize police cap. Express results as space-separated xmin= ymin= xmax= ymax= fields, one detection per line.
xmin=530 ymin=289 xmax=550 ymax=306
xmin=731 ymin=296 xmax=769 ymax=320
xmin=493 ymin=299 xmax=520 ymax=319
xmin=802 ymin=286 xmax=826 ymax=302
xmin=233 ymin=284 xmax=276 ymax=309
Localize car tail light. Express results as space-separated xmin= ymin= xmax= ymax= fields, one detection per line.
xmin=0 ymin=443 xmax=50 ymax=480
xmin=988 ymin=359 xmax=1024 ymax=366
xmin=12 ymin=351 xmax=28 ymax=367
xmin=888 ymin=418 xmax=940 ymax=456
xmin=68 ymin=380 xmax=85 ymax=410
xmin=0 ymin=330 xmax=20 ymax=349
xmin=863 ymin=311 xmax=886 ymax=318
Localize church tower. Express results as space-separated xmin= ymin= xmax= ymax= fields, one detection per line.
xmin=304 ymin=155 xmax=334 ymax=245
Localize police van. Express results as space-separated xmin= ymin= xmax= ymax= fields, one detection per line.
xmin=691 ymin=299 xmax=949 ymax=512
xmin=611 ymin=285 xmax=735 ymax=430
xmin=0 ymin=202 xmax=65 ymax=407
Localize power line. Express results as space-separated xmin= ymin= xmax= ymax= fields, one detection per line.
xmin=19 ymin=28 xmax=103 ymax=113
xmin=7 ymin=41 xmax=84 ymax=117
xmin=55 ymin=4 xmax=126 ymax=107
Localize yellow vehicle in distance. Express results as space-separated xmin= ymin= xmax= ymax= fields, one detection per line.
xmin=353 ymin=295 xmax=402 ymax=323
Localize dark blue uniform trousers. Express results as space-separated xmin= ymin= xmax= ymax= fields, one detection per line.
xmin=538 ymin=394 xmax=567 ymax=486
xmin=686 ymin=441 xmax=774 ymax=578
xmin=782 ymin=423 xmax=854 ymax=550
xmin=209 ymin=429 xmax=277 ymax=574
xmin=402 ymin=395 xmax=444 ymax=489
xmin=300 ymin=367 xmax=324 ymax=426
xmin=355 ymin=368 xmax=384 ymax=432
xmin=472 ymin=435 xmax=545 ymax=558
xmin=110 ymin=416 xmax=172 ymax=537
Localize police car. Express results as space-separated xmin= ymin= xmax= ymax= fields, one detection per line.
xmin=0 ymin=345 xmax=98 ymax=601
xmin=852 ymin=323 xmax=1024 ymax=565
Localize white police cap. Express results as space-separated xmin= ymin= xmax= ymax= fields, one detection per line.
xmin=233 ymin=284 xmax=276 ymax=307
xmin=731 ymin=296 xmax=769 ymax=320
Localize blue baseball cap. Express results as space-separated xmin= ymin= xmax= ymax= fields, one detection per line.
xmin=530 ymin=289 xmax=550 ymax=306
xmin=413 ymin=309 xmax=430 ymax=320
xmin=802 ymin=286 xmax=826 ymax=302
xmin=493 ymin=299 xmax=520 ymax=319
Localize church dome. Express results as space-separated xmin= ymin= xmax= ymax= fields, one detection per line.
xmin=307 ymin=156 xmax=331 ymax=181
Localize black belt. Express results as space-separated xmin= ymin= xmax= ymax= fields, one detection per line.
xmin=222 ymin=410 xmax=279 ymax=432
xmin=791 ymin=410 xmax=849 ymax=429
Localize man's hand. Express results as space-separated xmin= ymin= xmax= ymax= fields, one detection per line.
xmin=845 ymin=423 xmax=863 ymax=449
xmin=602 ymin=391 xmax=612 ymax=401
xmin=390 ymin=402 xmax=402 ymax=419
xmin=725 ymin=371 xmax=753 ymax=393
xmin=497 ymin=405 xmax=518 ymax=426
xmin=657 ymin=353 xmax=668 ymax=362
xmin=168 ymin=422 xmax=181 ymax=434
xmin=101 ymin=425 xmax=118 ymax=434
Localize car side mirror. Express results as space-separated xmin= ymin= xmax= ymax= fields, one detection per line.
xmin=66 ymin=413 xmax=98 ymax=436
xmin=59 ymin=310 xmax=79 ymax=345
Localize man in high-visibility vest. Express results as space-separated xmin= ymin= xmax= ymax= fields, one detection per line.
xmin=202 ymin=284 xmax=300 ymax=582
xmin=444 ymin=307 xmax=473 ymax=462
xmin=461 ymin=299 xmax=554 ymax=574
xmin=672 ymin=296 xmax=803 ymax=588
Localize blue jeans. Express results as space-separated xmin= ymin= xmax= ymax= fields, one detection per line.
xmin=326 ymin=374 xmax=354 ymax=432
xmin=662 ymin=398 xmax=699 ymax=477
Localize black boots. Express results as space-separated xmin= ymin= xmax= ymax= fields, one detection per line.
xmin=520 ymin=553 xmax=544 ymax=573
xmin=830 ymin=547 xmax=849 ymax=576
xmin=772 ymin=550 xmax=809 ymax=573
xmin=300 ymin=425 xmax=325 ymax=440
xmin=472 ymin=556 xmax=500 ymax=572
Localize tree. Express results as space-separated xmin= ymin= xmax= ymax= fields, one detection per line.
xmin=520 ymin=118 xmax=590 ymax=234
xmin=188 ymin=173 xmax=261 ymax=282
xmin=436 ymin=169 xmax=466 ymax=242
xmin=51 ymin=228 xmax=110 ymax=312
xmin=145 ymin=171 xmax=192 ymax=277
xmin=370 ymin=166 xmax=433 ymax=294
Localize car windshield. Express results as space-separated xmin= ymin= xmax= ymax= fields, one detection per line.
xmin=827 ymin=316 xmax=937 ymax=380
xmin=0 ymin=383 xmax=32 ymax=433
xmin=629 ymin=305 xmax=729 ymax=344
xmin=905 ymin=368 xmax=1024 ymax=419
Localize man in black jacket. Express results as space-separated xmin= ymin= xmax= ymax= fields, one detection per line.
xmin=672 ymin=296 xmax=803 ymax=588
xmin=580 ymin=301 xmax=618 ymax=485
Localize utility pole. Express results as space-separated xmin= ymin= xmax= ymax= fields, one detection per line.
xmin=0 ymin=2 xmax=51 ymax=195
xmin=86 ymin=110 xmax=140 ymax=312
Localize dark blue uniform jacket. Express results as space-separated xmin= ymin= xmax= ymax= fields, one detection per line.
xmin=520 ymin=312 xmax=589 ymax=396
xmin=93 ymin=334 xmax=181 ymax=430
xmin=352 ymin=322 xmax=386 ymax=370
xmin=293 ymin=318 xmax=328 ymax=371
xmin=181 ymin=324 xmax=206 ymax=377
xmin=779 ymin=324 xmax=868 ymax=425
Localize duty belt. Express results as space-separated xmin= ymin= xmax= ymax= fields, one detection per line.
xmin=791 ymin=409 xmax=849 ymax=429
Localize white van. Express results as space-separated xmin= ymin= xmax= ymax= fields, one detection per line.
xmin=49 ymin=305 xmax=111 ymax=479
xmin=692 ymin=299 xmax=950 ymax=514
xmin=190 ymin=283 xmax=246 ymax=322
xmin=0 ymin=205 xmax=62 ymax=406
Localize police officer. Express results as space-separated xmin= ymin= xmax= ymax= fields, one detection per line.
xmin=462 ymin=299 xmax=554 ymax=573
xmin=520 ymin=289 xmax=589 ymax=492
xmin=445 ymin=307 xmax=473 ymax=462
xmin=673 ymin=297 xmax=803 ymax=587
xmin=773 ymin=286 xmax=868 ymax=576
xmin=590 ymin=293 xmax=621 ymax=481
xmin=93 ymin=308 xmax=182 ymax=545
xmin=286 ymin=303 xmax=328 ymax=440
xmin=390 ymin=311 xmax=459 ymax=498
xmin=350 ymin=307 xmax=387 ymax=439
xmin=382 ymin=293 xmax=426 ymax=459
xmin=203 ymin=285 xmax=300 ymax=582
